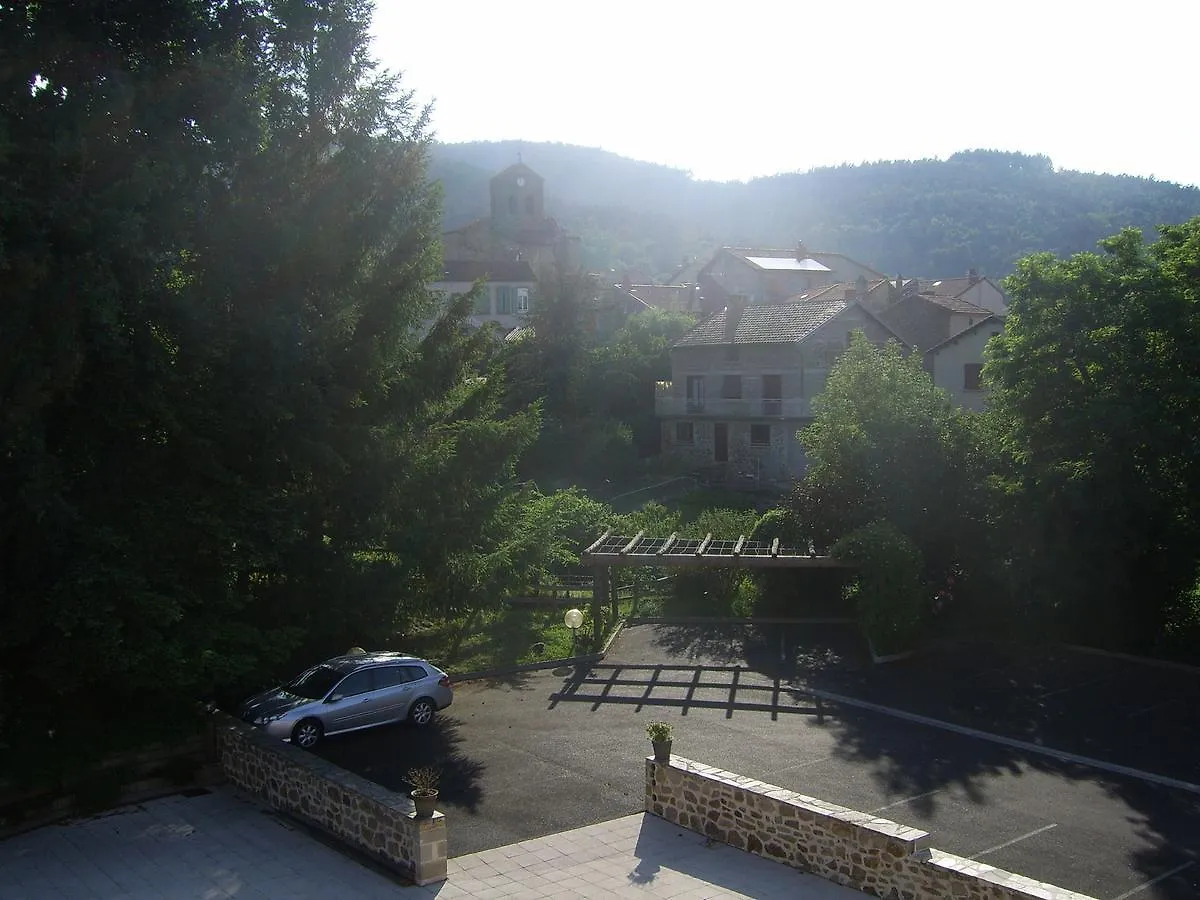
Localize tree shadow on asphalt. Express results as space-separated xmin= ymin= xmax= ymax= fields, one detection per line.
xmin=315 ymin=715 xmax=486 ymax=813
xmin=792 ymin=637 xmax=1200 ymax=897
xmin=632 ymin=624 xmax=1200 ymax=895
xmin=648 ymin=623 xmax=862 ymax=677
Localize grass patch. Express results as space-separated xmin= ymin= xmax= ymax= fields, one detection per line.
xmin=402 ymin=600 xmax=635 ymax=675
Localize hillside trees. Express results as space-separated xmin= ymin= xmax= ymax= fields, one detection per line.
xmin=0 ymin=0 xmax=534 ymax=774
xmin=433 ymin=142 xmax=1200 ymax=280
xmin=986 ymin=220 xmax=1200 ymax=650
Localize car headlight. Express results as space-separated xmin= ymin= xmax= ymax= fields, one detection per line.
xmin=253 ymin=714 xmax=283 ymax=726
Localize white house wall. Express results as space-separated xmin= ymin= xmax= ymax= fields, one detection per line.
xmin=956 ymin=280 xmax=1008 ymax=315
xmin=928 ymin=324 xmax=1003 ymax=412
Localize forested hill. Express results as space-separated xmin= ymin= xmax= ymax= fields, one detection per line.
xmin=429 ymin=141 xmax=1200 ymax=281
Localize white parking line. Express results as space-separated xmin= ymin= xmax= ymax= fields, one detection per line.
xmin=801 ymin=685 xmax=1200 ymax=796
xmin=968 ymin=823 xmax=1057 ymax=859
xmin=1125 ymin=698 xmax=1179 ymax=719
xmin=1037 ymin=675 xmax=1114 ymax=700
xmin=872 ymin=788 xmax=944 ymax=814
xmin=1111 ymin=860 xmax=1196 ymax=899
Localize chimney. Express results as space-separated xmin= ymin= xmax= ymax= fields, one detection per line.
xmin=968 ymin=267 xmax=980 ymax=284
xmin=724 ymin=296 xmax=747 ymax=345
xmin=795 ymin=240 xmax=808 ymax=261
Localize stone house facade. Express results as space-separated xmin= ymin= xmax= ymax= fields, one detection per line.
xmin=656 ymin=297 xmax=907 ymax=483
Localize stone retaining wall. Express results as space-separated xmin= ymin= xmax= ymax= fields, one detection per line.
xmin=645 ymin=756 xmax=1096 ymax=900
xmin=214 ymin=713 xmax=446 ymax=885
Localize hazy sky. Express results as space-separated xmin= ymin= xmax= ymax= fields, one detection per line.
xmin=371 ymin=0 xmax=1199 ymax=186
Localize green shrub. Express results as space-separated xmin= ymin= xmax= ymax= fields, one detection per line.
xmin=833 ymin=520 xmax=927 ymax=655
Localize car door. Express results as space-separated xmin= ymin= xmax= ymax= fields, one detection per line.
xmin=365 ymin=665 xmax=413 ymax=725
xmin=393 ymin=664 xmax=431 ymax=719
xmin=321 ymin=669 xmax=376 ymax=732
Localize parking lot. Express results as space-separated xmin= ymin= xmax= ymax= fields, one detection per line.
xmin=318 ymin=624 xmax=1200 ymax=899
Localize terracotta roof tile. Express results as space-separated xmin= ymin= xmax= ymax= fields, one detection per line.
xmin=674 ymin=298 xmax=848 ymax=347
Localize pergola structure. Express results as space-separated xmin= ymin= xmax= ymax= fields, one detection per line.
xmin=577 ymin=530 xmax=851 ymax=644
xmin=582 ymin=530 xmax=847 ymax=569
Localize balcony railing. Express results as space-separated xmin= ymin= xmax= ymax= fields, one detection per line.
xmin=761 ymin=399 xmax=782 ymax=417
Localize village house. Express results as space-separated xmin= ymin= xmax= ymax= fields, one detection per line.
xmin=693 ymin=243 xmax=887 ymax=316
xmin=876 ymin=283 xmax=1005 ymax=411
xmin=655 ymin=296 xmax=909 ymax=483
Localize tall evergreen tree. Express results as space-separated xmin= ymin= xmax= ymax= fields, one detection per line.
xmin=0 ymin=0 xmax=535 ymax=775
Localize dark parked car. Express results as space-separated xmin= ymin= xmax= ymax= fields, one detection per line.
xmin=239 ymin=651 xmax=453 ymax=748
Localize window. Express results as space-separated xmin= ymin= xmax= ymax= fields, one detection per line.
xmin=333 ymin=670 xmax=374 ymax=698
xmin=285 ymin=664 xmax=343 ymax=700
xmin=507 ymin=195 xmax=517 ymax=215
xmin=675 ymin=421 xmax=694 ymax=444
xmin=963 ymin=363 xmax=983 ymax=391
xmin=496 ymin=285 xmax=513 ymax=314
xmin=685 ymin=375 xmax=705 ymax=411
xmin=473 ymin=287 xmax=491 ymax=315
xmin=525 ymin=196 xmax=535 ymax=215
xmin=761 ymin=374 xmax=782 ymax=415
xmin=370 ymin=665 xmax=428 ymax=688
xmin=721 ymin=375 xmax=742 ymax=399
xmin=373 ymin=667 xmax=409 ymax=689
xmin=516 ymin=287 xmax=530 ymax=313
xmin=750 ymin=424 xmax=771 ymax=446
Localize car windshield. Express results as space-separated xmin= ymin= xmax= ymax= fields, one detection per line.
xmin=285 ymin=664 xmax=343 ymax=700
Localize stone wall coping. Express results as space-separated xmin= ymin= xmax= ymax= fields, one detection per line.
xmin=926 ymin=849 xmax=1097 ymax=900
xmin=214 ymin=713 xmax=421 ymax=819
xmin=659 ymin=756 xmax=931 ymax=846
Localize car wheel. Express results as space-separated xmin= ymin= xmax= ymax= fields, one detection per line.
xmin=292 ymin=718 xmax=324 ymax=749
xmin=409 ymin=698 xmax=435 ymax=727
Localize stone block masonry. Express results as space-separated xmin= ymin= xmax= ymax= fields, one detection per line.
xmin=213 ymin=713 xmax=447 ymax=885
xmin=645 ymin=756 xmax=1096 ymax=900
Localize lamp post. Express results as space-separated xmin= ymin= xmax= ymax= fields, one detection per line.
xmin=564 ymin=607 xmax=583 ymax=654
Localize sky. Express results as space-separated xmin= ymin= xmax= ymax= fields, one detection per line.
xmin=371 ymin=0 xmax=1200 ymax=186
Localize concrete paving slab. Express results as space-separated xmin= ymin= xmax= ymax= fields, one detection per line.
xmin=419 ymin=813 xmax=867 ymax=899
xmin=0 ymin=787 xmax=406 ymax=900
xmin=0 ymin=789 xmax=867 ymax=899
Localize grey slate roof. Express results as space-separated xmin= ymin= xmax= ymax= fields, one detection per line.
xmin=674 ymin=298 xmax=848 ymax=347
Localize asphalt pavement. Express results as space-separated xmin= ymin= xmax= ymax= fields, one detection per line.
xmin=315 ymin=625 xmax=1200 ymax=900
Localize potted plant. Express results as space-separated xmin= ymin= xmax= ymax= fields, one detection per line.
xmin=646 ymin=721 xmax=673 ymax=763
xmin=406 ymin=766 xmax=440 ymax=818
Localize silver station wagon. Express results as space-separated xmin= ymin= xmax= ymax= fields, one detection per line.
xmin=239 ymin=651 xmax=453 ymax=749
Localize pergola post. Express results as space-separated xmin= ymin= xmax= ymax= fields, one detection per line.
xmin=591 ymin=566 xmax=609 ymax=648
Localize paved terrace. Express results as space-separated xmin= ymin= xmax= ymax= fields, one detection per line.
xmin=0 ymin=786 xmax=868 ymax=899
